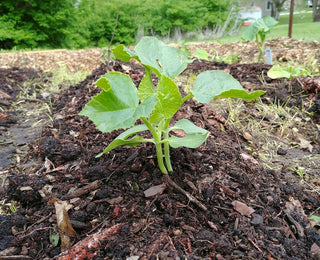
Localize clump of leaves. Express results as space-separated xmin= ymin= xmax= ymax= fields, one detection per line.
xmin=242 ymin=16 xmax=278 ymax=62
xmin=80 ymin=37 xmax=265 ymax=174
xmin=267 ymin=64 xmax=312 ymax=79
xmin=193 ymin=48 xmax=240 ymax=64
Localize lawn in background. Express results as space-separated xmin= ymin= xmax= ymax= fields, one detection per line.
xmin=217 ymin=11 xmax=319 ymax=44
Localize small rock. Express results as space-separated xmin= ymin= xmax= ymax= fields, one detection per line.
xmin=277 ymin=147 xmax=287 ymax=155
xmin=86 ymin=202 xmax=96 ymax=212
xmin=130 ymin=160 xmax=142 ymax=172
xmin=251 ymin=213 xmax=264 ymax=226
xmin=173 ymin=229 xmax=182 ymax=236
xmin=21 ymin=245 xmax=28 ymax=255
xmin=242 ymin=132 xmax=252 ymax=141
xmin=163 ymin=214 xmax=175 ymax=226
xmin=195 ymin=230 xmax=215 ymax=240
xmin=311 ymin=243 xmax=320 ymax=258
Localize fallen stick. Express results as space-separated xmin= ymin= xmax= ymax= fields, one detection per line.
xmin=56 ymin=223 xmax=123 ymax=260
xmin=163 ymin=174 xmax=208 ymax=212
xmin=61 ymin=180 xmax=102 ymax=200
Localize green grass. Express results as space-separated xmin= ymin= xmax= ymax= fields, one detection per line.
xmin=270 ymin=22 xmax=320 ymax=41
xmin=279 ymin=12 xmax=313 ymax=24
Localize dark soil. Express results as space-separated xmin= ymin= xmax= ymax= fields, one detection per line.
xmin=1 ymin=59 xmax=320 ymax=259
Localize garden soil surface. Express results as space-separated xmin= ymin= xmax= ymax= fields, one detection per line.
xmin=0 ymin=38 xmax=320 ymax=259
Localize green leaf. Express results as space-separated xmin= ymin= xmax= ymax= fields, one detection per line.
xmin=242 ymin=16 xmax=278 ymax=41
xmin=96 ymin=124 xmax=152 ymax=157
xmin=134 ymin=94 xmax=157 ymax=119
xmin=138 ymin=68 xmax=156 ymax=101
xmin=169 ymin=134 xmax=209 ymax=148
xmin=50 ymin=231 xmax=60 ymax=247
xmin=112 ymin=44 xmax=139 ymax=62
xmin=169 ymin=119 xmax=208 ymax=135
xmin=150 ymin=76 xmax=182 ymax=123
xmin=191 ymin=70 xmax=265 ymax=103
xmin=263 ymin=16 xmax=278 ymax=29
xmin=168 ymin=119 xmax=209 ymax=148
xmin=267 ymin=64 xmax=291 ymax=79
xmin=79 ymin=72 xmax=139 ymax=133
xmin=215 ymin=89 xmax=266 ymax=100
xmin=135 ymin=36 xmax=191 ymax=78
xmin=194 ymin=49 xmax=209 ymax=60
xmin=309 ymin=215 xmax=320 ymax=226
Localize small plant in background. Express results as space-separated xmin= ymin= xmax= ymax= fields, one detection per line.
xmin=80 ymin=36 xmax=265 ymax=175
xmin=212 ymin=49 xmax=240 ymax=64
xmin=267 ymin=63 xmax=313 ymax=79
xmin=193 ymin=48 xmax=240 ymax=64
xmin=193 ymin=49 xmax=209 ymax=60
xmin=242 ymin=16 xmax=278 ymax=62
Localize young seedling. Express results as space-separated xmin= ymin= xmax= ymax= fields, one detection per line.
xmin=242 ymin=16 xmax=278 ymax=62
xmin=80 ymin=36 xmax=265 ymax=176
xmin=267 ymin=64 xmax=312 ymax=79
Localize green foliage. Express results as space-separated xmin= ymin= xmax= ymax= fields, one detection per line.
xmin=193 ymin=48 xmax=240 ymax=64
xmin=242 ymin=16 xmax=278 ymax=62
xmin=0 ymin=0 xmax=237 ymax=50
xmin=0 ymin=0 xmax=80 ymax=49
xmin=267 ymin=64 xmax=312 ymax=79
xmin=80 ymin=37 xmax=265 ymax=174
xmin=194 ymin=49 xmax=209 ymax=60
xmin=76 ymin=0 xmax=236 ymax=47
xmin=50 ymin=229 xmax=60 ymax=247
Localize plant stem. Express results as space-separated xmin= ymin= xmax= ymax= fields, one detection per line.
xmin=155 ymin=143 xmax=168 ymax=174
xmin=182 ymin=93 xmax=193 ymax=104
xmin=256 ymin=34 xmax=262 ymax=62
xmin=141 ymin=117 xmax=168 ymax=174
xmin=163 ymin=119 xmax=173 ymax=172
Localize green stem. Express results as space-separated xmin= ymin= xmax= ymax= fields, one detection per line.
xmin=163 ymin=119 xmax=173 ymax=172
xmin=256 ymin=34 xmax=262 ymax=62
xmin=141 ymin=117 xmax=168 ymax=174
xmin=182 ymin=93 xmax=193 ymax=104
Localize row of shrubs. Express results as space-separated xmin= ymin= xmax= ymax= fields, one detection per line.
xmin=0 ymin=0 xmax=238 ymax=50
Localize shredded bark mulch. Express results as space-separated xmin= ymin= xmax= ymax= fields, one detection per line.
xmin=0 ymin=59 xmax=319 ymax=259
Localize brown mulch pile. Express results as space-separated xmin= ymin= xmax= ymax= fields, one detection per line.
xmin=1 ymin=37 xmax=319 ymax=73
xmin=0 ymin=56 xmax=319 ymax=259
xmin=0 ymin=48 xmax=102 ymax=72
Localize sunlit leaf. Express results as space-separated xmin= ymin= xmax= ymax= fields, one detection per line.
xmin=135 ymin=36 xmax=191 ymax=78
xmin=242 ymin=16 xmax=278 ymax=41
xmin=96 ymin=124 xmax=152 ymax=157
xmin=112 ymin=44 xmax=139 ymax=62
xmin=138 ymin=68 xmax=156 ymax=101
xmin=149 ymin=75 xmax=182 ymax=123
xmin=191 ymin=70 xmax=265 ymax=103
xmin=80 ymin=72 xmax=152 ymax=133
xmin=168 ymin=119 xmax=209 ymax=148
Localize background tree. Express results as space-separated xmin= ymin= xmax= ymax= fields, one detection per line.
xmin=313 ymin=0 xmax=320 ymax=21
xmin=270 ymin=0 xmax=287 ymax=20
xmin=0 ymin=0 xmax=237 ymax=50
xmin=0 ymin=0 xmax=79 ymax=49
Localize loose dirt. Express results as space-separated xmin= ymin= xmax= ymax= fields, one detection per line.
xmin=0 ymin=38 xmax=319 ymax=259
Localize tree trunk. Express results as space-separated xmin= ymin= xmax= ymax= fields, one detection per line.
xmin=313 ymin=0 xmax=320 ymax=21
xmin=271 ymin=0 xmax=287 ymax=21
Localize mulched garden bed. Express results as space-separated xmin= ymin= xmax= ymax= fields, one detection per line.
xmin=1 ymin=59 xmax=319 ymax=259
